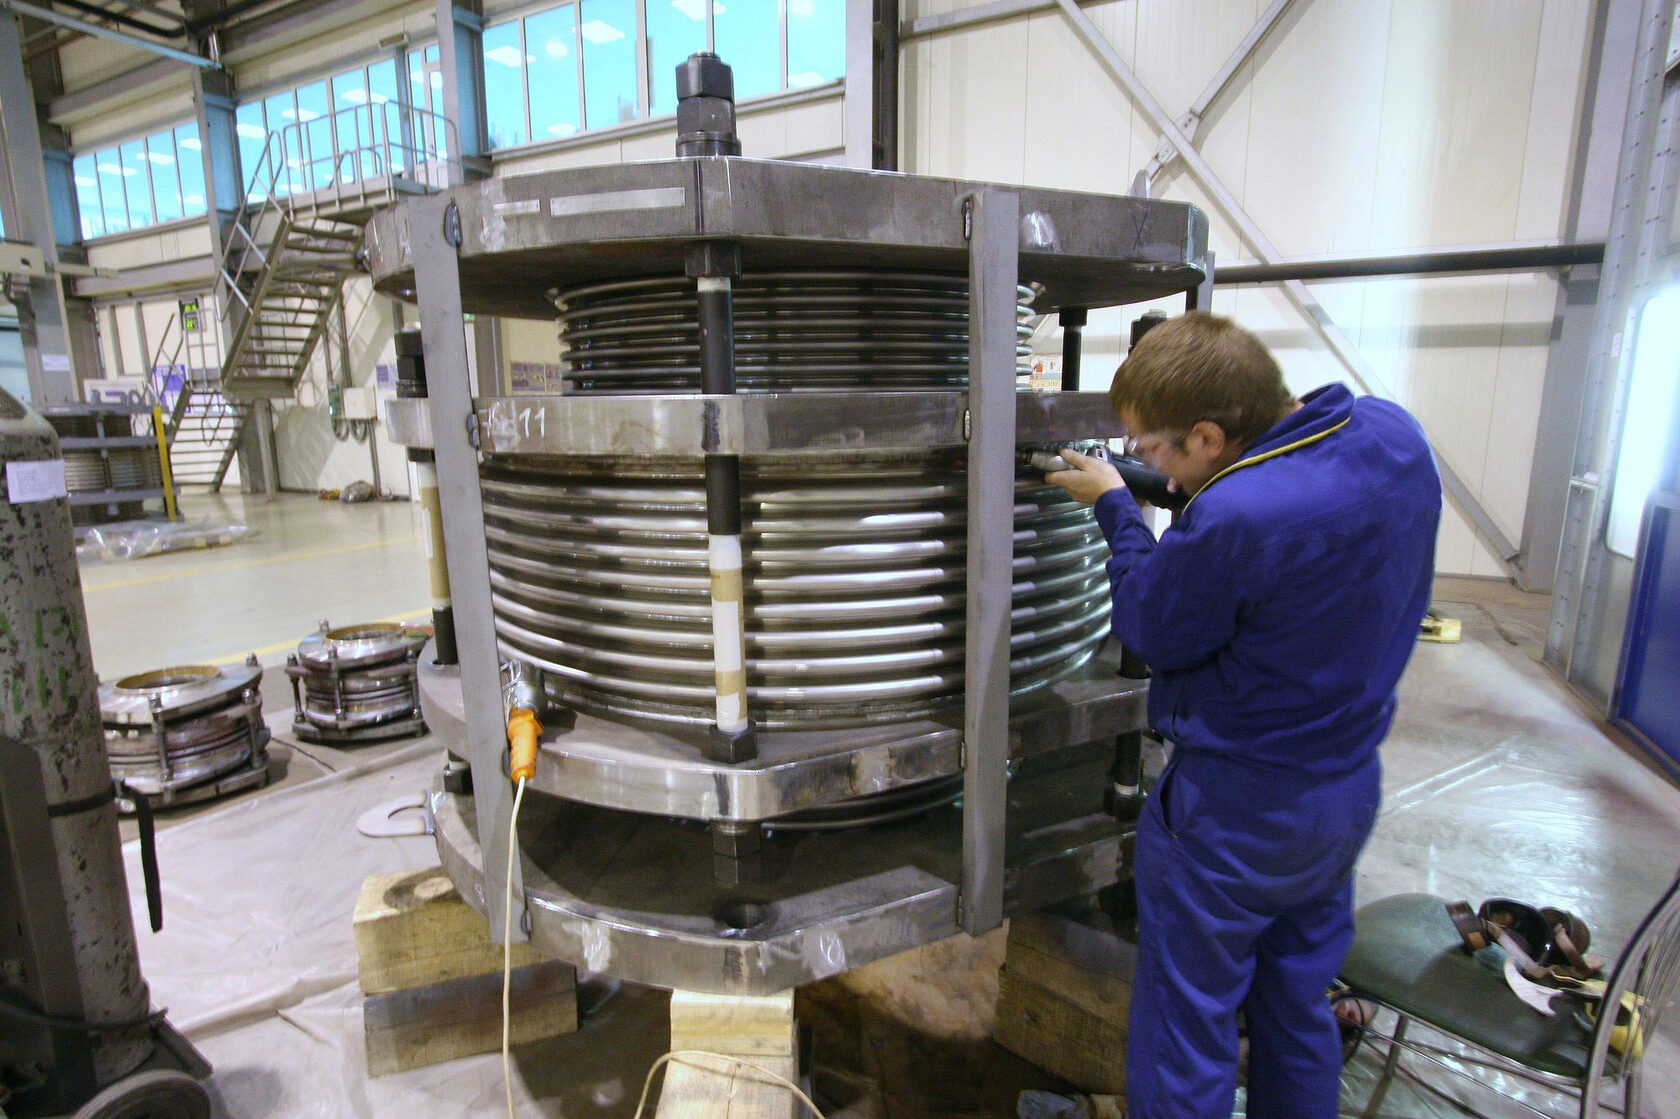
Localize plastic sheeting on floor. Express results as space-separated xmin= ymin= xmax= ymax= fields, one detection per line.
xmin=118 ymin=575 xmax=1680 ymax=1118
xmin=120 ymin=742 xmax=671 ymax=1118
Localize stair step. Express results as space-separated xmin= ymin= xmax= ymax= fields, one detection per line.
xmin=275 ymin=256 xmax=355 ymax=268
xmin=289 ymin=226 xmax=361 ymax=241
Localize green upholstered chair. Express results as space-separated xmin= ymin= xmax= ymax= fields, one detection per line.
xmin=1338 ymin=868 xmax=1680 ymax=1118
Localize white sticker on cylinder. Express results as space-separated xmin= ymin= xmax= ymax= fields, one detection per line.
xmin=6 ymin=459 xmax=67 ymax=503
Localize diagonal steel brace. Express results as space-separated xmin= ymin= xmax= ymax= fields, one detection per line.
xmin=1053 ymin=0 xmax=1520 ymax=567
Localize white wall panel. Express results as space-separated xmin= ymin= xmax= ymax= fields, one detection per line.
xmin=1133 ymin=0 xmax=1262 ymax=131
xmin=85 ymin=224 xmax=215 ymax=272
xmin=737 ymin=94 xmax=846 ymax=159
xmin=1018 ymin=7 xmax=1140 ymax=193
xmin=1242 ymin=0 xmax=1389 ymax=258
xmin=904 ymin=16 xmax=1029 ymax=180
xmin=226 ymin=1 xmax=428 ymax=92
xmin=1515 ymin=0 xmax=1596 ymax=237
xmin=273 ymin=275 xmax=411 ymax=496
xmin=904 ymin=0 xmax=1592 ymax=576
xmin=1368 ymin=1 xmax=1540 ymax=249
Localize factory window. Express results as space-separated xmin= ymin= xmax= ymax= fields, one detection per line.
xmin=479 ymin=0 xmax=844 ymax=152
xmin=483 ymin=19 xmax=529 ymax=147
xmin=646 ymin=0 xmax=705 ymax=115
xmin=527 ymin=6 xmax=583 ymax=139
xmin=72 ymin=122 xmax=207 ymax=241
xmin=714 ymin=0 xmax=778 ymax=100
xmin=236 ymin=58 xmax=410 ymax=201
xmin=582 ymin=0 xmax=638 ymax=128
xmin=406 ymin=44 xmax=450 ymax=160
xmin=785 ymin=0 xmax=843 ymax=90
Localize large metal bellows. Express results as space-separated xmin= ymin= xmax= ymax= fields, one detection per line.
xmin=552 ymin=271 xmax=1031 ymax=393
xmin=482 ymin=452 xmax=1111 ymax=730
xmin=367 ymin=91 xmax=1211 ymax=990
xmin=492 ymin=269 xmax=1107 ymax=730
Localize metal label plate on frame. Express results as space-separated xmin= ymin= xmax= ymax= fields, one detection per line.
xmin=549 ymin=187 xmax=688 ymax=217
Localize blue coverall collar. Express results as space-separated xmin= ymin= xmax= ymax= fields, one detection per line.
xmin=1182 ymin=384 xmax=1355 ymax=512
xmin=1241 ymin=383 xmax=1356 ymax=462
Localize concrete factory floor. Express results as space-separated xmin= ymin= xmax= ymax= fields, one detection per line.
xmin=69 ymin=491 xmax=1680 ymax=1117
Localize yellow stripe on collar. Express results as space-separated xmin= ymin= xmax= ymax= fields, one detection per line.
xmin=1182 ymin=416 xmax=1351 ymax=515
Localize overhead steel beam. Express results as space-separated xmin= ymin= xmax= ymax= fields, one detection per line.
xmin=45 ymin=55 xmax=176 ymax=122
xmin=211 ymin=0 xmax=369 ymax=59
xmin=123 ymin=0 xmax=190 ymax=23
xmin=1051 ymin=0 xmax=1521 ymax=567
xmin=1 ymin=0 xmax=215 ymax=67
xmin=52 ymin=0 xmax=183 ymax=39
xmin=71 ymin=255 xmax=215 ymax=300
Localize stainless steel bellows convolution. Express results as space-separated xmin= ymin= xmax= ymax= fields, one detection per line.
xmin=482 ymin=454 xmax=1112 ymax=730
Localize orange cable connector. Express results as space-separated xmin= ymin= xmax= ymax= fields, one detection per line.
xmin=507 ymin=708 xmax=541 ymax=782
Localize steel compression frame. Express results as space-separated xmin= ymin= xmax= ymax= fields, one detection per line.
xmin=369 ymin=150 xmax=1208 ymax=994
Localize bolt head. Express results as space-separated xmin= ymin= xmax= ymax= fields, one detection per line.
xmin=676 ymin=52 xmax=733 ymax=101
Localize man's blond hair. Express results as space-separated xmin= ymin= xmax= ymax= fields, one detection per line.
xmin=1108 ymin=311 xmax=1293 ymax=445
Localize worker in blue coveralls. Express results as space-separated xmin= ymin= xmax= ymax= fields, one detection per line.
xmin=1045 ymin=310 xmax=1441 ymax=1118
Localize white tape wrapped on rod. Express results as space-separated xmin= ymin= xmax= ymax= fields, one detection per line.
xmin=6 ymin=458 xmax=67 ymax=504
xmin=708 ymin=533 xmax=749 ymax=732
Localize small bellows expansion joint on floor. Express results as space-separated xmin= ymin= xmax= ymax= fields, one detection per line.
xmin=285 ymin=620 xmax=431 ymax=744
xmin=99 ymin=657 xmax=272 ymax=812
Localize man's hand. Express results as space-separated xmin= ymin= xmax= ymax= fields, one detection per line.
xmin=1045 ymin=447 xmax=1127 ymax=505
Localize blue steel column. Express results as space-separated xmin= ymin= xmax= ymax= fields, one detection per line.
xmin=434 ymin=0 xmax=487 ymax=178
xmin=408 ymin=192 xmax=523 ymax=941
xmin=0 ymin=12 xmax=81 ymax=401
xmin=191 ymin=67 xmax=243 ymax=261
xmin=961 ymin=189 xmax=1019 ymax=934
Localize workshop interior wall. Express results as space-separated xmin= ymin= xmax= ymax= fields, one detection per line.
xmin=904 ymin=0 xmax=1595 ymax=576
xmin=51 ymin=0 xmax=840 ymax=497
xmin=44 ymin=0 xmax=1599 ymax=574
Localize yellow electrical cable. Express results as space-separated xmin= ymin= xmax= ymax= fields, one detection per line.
xmin=630 ymin=1049 xmax=828 ymax=1119
xmin=502 ymin=775 xmax=527 ymax=1119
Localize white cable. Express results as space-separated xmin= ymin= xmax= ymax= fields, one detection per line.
xmin=630 ymin=1049 xmax=828 ymax=1119
xmin=502 ymin=775 xmax=527 ymax=1119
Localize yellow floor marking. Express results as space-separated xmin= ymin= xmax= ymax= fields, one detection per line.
xmin=206 ymin=607 xmax=433 ymax=666
xmin=83 ymin=537 xmax=416 ymax=593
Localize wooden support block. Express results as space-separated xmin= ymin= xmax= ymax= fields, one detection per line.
xmin=658 ymin=989 xmax=800 ymax=1119
xmin=353 ymin=866 xmax=545 ymax=995
xmin=669 ymin=990 xmax=796 ymax=1058
xmin=993 ymin=912 xmax=1135 ymax=1096
xmin=353 ymin=866 xmax=577 ymax=1077
xmin=363 ymin=960 xmax=577 ymax=1077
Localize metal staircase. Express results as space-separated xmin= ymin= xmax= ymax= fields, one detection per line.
xmin=214 ymin=101 xmax=459 ymax=402
xmin=145 ymin=308 xmax=250 ymax=491
xmin=169 ymin=387 xmax=252 ymax=489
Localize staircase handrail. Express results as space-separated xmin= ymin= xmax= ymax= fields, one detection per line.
xmin=214 ymin=101 xmax=460 ymax=382
xmin=141 ymin=311 xmax=197 ymax=442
